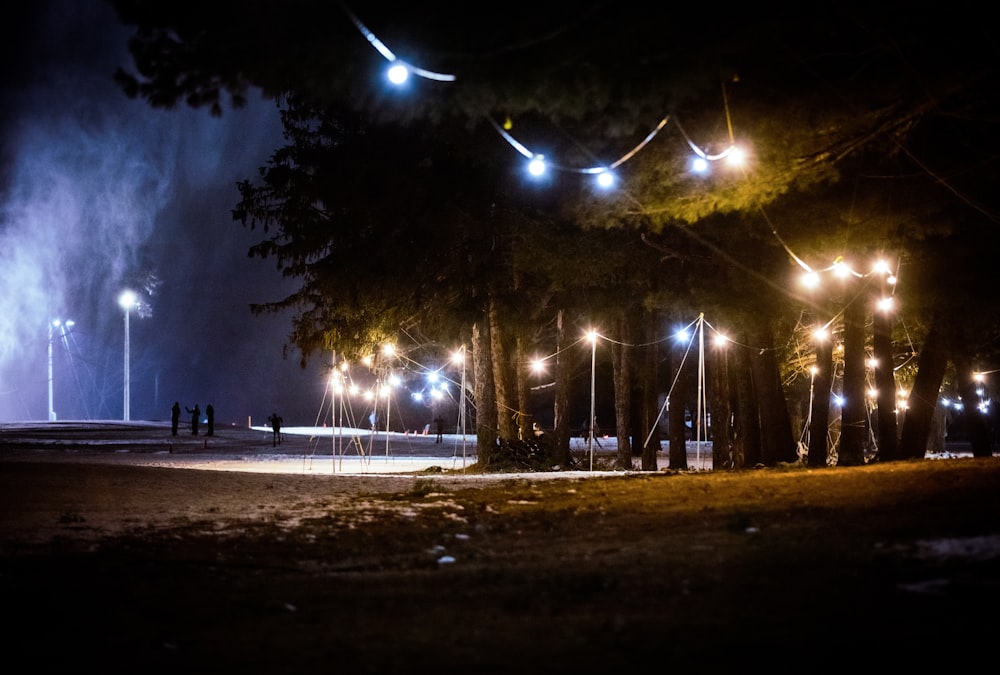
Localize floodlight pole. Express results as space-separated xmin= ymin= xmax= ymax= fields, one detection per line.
xmin=47 ymin=322 xmax=55 ymax=421
xmin=119 ymin=290 xmax=137 ymax=422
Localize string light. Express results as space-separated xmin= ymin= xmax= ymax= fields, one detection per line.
xmin=342 ymin=6 xmax=742 ymax=188
xmin=343 ymin=5 xmax=457 ymax=83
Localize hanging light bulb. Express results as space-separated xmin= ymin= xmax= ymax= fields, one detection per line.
xmin=594 ymin=169 xmax=615 ymax=189
xmin=528 ymin=155 xmax=546 ymax=176
xmin=387 ymin=63 xmax=408 ymax=84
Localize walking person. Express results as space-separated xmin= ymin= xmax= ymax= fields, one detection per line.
xmin=186 ymin=404 xmax=200 ymax=435
xmin=268 ymin=412 xmax=282 ymax=447
xmin=170 ymin=402 xmax=180 ymax=436
xmin=205 ymin=404 xmax=214 ymax=436
xmin=434 ymin=416 xmax=444 ymax=443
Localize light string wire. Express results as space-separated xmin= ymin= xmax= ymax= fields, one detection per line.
xmin=339 ymin=5 xmax=907 ymax=288
xmin=338 ymin=7 xmax=912 ymax=409
xmin=341 ymin=5 xmax=729 ymax=175
xmin=342 ymin=3 xmax=456 ymax=82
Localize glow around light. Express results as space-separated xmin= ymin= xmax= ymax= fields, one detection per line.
xmin=118 ymin=289 xmax=138 ymax=311
xmin=387 ymin=64 xmax=408 ymax=84
xmin=528 ymin=155 xmax=546 ymax=176
xmin=725 ymin=146 xmax=746 ymax=167
xmin=801 ymin=271 xmax=820 ymax=289
xmin=595 ymin=169 xmax=615 ymax=189
xmin=691 ymin=156 xmax=709 ymax=173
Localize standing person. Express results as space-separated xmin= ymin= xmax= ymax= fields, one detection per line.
xmin=170 ymin=402 xmax=180 ymax=436
xmin=205 ymin=404 xmax=214 ymax=436
xmin=268 ymin=412 xmax=282 ymax=447
xmin=434 ymin=416 xmax=444 ymax=443
xmin=186 ymin=404 xmax=200 ymax=435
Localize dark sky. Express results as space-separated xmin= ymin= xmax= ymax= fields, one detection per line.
xmin=0 ymin=0 xmax=328 ymax=425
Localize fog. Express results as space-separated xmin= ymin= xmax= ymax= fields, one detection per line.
xmin=0 ymin=1 xmax=327 ymax=425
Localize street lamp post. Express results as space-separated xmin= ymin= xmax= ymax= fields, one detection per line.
xmin=47 ymin=319 xmax=74 ymax=421
xmin=119 ymin=290 xmax=138 ymax=421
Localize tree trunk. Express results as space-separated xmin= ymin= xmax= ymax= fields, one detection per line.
xmin=748 ymin=317 xmax=798 ymax=466
xmin=640 ymin=311 xmax=661 ymax=471
xmin=552 ymin=309 xmax=572 ymax=467
xmin=668 ymin=346 xmax=689 ymax=470
xmin=489 ymin=298 xmax=518 ymax=441
xmin=808 ymin=337 xmax=833 ymax=468
xmin=872 ymin=300 xmax=898 ymax=461
xmin=898 ymin=318 xmax=948 ymax=459
xmin=709 ymin=339 xmax=733 ymax=469
xmin=515 ymin=335 xmax=532 ymax=440
xmin=837 ymin=290 xmax=867 ymax=466
xmin=611 ymin=313 xmax=633 ymax=470
xmin=731 ymin=332 xmax=760 ymax=468
xmin=472 ymin=320 xmax=497 ymax=464
xmin=954 ymin=356 xmax=994 ymax=458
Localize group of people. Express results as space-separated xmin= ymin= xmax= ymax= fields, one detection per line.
xmin=169 ymin=402 xmax=284 ymax=447
xmin=171 ymin=401 xmax=214 ymax=436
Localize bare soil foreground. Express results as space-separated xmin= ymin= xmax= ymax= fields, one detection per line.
xmin=2 ymin=423 xmax=999 ymax=673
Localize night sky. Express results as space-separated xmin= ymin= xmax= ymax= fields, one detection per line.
xmin=0 ymin=1 xmax=327 ymax=425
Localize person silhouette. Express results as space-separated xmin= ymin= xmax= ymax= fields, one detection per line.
xmin=186 ymin=404 xmax=200 ymax=435
xmin=170 ymin=402 xmax=180 ymax=436
xmin=205 ymin=404 xmax=215 ymax=436
xmin=434 ymin=416 xmax=444 ymax=443
xmin=268 ymin=412 xmax=282 ymax=447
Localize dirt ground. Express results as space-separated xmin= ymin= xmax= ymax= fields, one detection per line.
xmin=2 ymin=423 xmax=999 ymax=673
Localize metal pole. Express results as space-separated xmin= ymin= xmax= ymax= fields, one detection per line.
xmin=123 ymin=308 xmax=130 ymax=421
xmin=47 ymin=322 xmax=55 ymax=421
xmin=589 ymin=335 xmax=596 ymax=471
xmin=696 ymin=313 xmax=705 ymax=467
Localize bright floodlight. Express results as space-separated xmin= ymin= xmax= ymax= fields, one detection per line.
xmin=387 ymin=64 xmax=408 ymax=84
xmin=801 ymin=271 xmax=820 ymax=289
xmin=725 ymin=146 xmax=746 ymax=167
xmin=118 ymin=289 xmax=137 ymax=310
xmin=691 ymin=157 xmax=709 ymax=173
xmin=528 ymin=155 xmax=546 ymax=176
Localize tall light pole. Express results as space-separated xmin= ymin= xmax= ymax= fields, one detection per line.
xmin=119 ymin=290 xmax=138 ymax=421
xmin=587 ymin=330 xmax=598 ymax=471
xmin=47 ymin=319 xmax=74 ymax=421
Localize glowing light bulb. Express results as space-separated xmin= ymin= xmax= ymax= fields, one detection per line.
xmin=528 ymin=155 xmax=546 ymax=176
xmin=691 ymin=157 xmax=709 ymax=173
xmin=725 ymin=146 xmax=746 ymax=167
xmin=595 ymin=169 xmax=615 ymax=189
xmin=387 ymin=64 xmax=408 ymax=84
xmin=801 ymin=271 xmax=820 ymax=289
